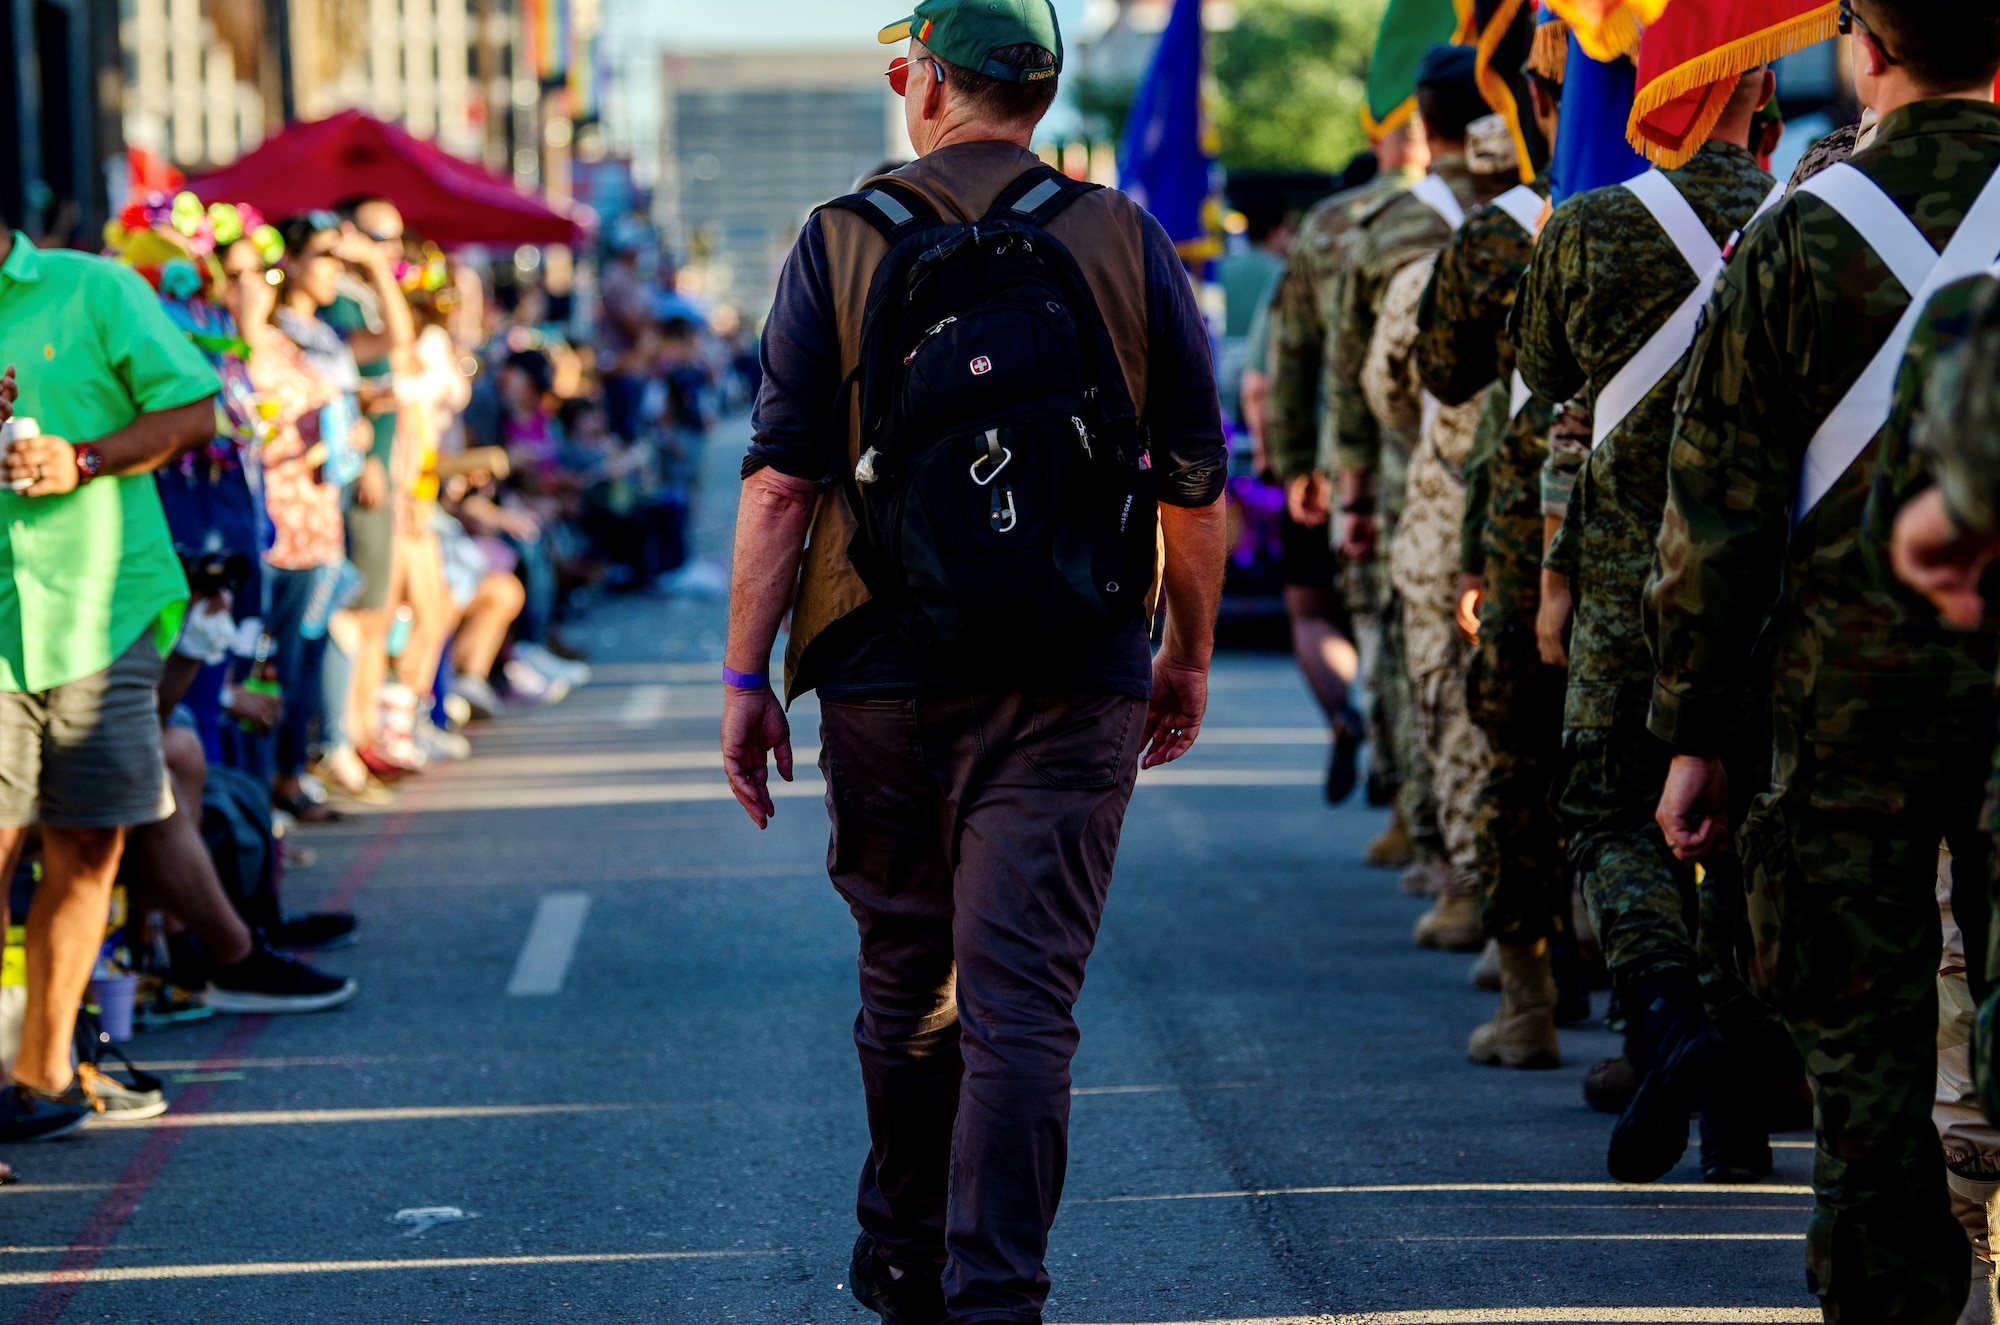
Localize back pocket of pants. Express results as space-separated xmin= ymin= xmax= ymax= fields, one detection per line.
xmin=1015 ymin=692 xmax=1138 ymax=789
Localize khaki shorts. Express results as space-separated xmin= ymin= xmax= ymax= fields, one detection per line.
xmin=0 ymin=633 xmax=174 ymax=830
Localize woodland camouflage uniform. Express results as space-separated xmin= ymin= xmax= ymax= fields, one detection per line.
xmin=1413 ymin=175 xmax=1569 ymax=944
xmin=1647 ymin=102 xmax=2000 ymax=1321
xmin=1512 ymin=142 xmax=1773 ymax=1001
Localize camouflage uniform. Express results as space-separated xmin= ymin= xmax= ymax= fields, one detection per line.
xmin=1365 ymin=254 xmax=1495 ymax=896
xmin=1512 ymin=141 xmax=1773 ymax=993
xmin=1647 ymin=103 xmax=2000 ymax=1321
xmin=1266 ymin=169 xmax=1437 ymax=855
xmin=1413 ymin=177 xmax=1569 ymax=942
xmin=1333 ymin=153 xmax=1513 ymax=874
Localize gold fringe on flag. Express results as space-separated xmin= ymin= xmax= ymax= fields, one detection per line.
xmin=1528 ymin=15 xmax=1570 ymax=82
xmin=1625 ymin=0 xmax=1839 ymax=168
xmin=1542 ymin=0 xmax=1667 ymax=61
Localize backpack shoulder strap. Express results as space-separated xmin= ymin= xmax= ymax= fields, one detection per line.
xmin=817 ymin=178 xmax=943 ymax=244
xmin=984 ymin=164 xmax=1103 ymax=228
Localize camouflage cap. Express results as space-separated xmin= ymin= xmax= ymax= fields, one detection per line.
xmin=878 ymin=0 xmax=1063 ymax=83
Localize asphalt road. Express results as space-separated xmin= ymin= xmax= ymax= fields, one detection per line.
xmin=0 ymin=417 xmax=1821 ymax=1324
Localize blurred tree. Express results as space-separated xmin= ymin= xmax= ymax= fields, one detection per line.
xmin=1213 ymin=0 xmax=1387 ymax=173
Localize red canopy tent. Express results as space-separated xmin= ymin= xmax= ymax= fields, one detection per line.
xmin=189 ymin=110 xmax=583 ymax=245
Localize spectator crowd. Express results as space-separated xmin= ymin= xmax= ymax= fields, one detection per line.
xmin=0 ymin=188 xmax=750 ymax=1167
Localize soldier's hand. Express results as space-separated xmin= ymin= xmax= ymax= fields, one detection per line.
xmin=1286 ymin=472 xmax=1330 ymax=528
xmin=1455 ymin=574 xmax=1483 ymax=644
xmin=1657 ymin=755 xmax=1729 ymax=861
xmin=1536 ymin=568 xmax=1571 ymax=667
xmin=1341 ymin=510 xmax=1378 ymax=562
xmin=1892 ymin=486 xmax=2000 ymax=629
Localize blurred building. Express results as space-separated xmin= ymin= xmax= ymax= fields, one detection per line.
xmin=0 ymin=0 xmax=124 ymax=240
xmin=658 ymin=48 xmax=905 ymax=313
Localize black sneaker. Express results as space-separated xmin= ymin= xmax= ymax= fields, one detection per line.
xmin=205 ymin=942 xmax=358 ymax=1014
xmin=848 ymin=1234 xmax=945 ymax=1325
xmin=0 ymin=1083 xmax=91 ymax=1142
xmin=269 ymin=912 xmax=359 ymax=952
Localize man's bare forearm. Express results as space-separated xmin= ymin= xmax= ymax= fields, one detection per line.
xmin=724 ymin=468 xmax=820 ymax=676
xmin=1158 ymin=498 xmax=1227 ymax=668
xmin=98 ymin=398 xmax=218 ymax=476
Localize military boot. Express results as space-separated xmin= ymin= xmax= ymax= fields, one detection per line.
xmin=1584 ymin=1055 xmax=1636 ymax=1114
xmin=1400 ymin=857 xmax=1448 ymax=897
xmin=1366 ymin=807 xmax=1416 ymax=867
xmin=1414 ymin=878 xmax=1484 ymax=951
xmin=1950 ymin=1172 xmax=2000 ymax=1325
xmin=1700 ymin=1018 xmax=1776 ymax=1183
xmin=1468 ymin=940 xmax=1561 ymax=1069
xmin=1469 ymin=939 xmax=1502 ymax=990
xmin=1607 ymin=970 xmax=1726 ymax=1183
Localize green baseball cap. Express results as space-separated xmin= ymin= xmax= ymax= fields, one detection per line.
xmin=878 ymin=0 xmax=1064 ymax=84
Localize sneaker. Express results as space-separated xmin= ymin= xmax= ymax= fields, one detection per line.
xmin=441 ymin=692 xmax=474 ymax=730
xmin=205 ymin=942 xmax=358 ymax=1014
xmin=847 ymin=1234 xmax=945 ymax=1325
xmin=269 ymin=912 xmax=359 ymax=952
xmin=73 ymin=1062 xmax=168 ymax=1122
xmin=0 ymin=1083 xmax=91 ymax=1142
xmin=416 ymin=718 xmax=471 ymax=762
xmin=502 ymin=659 xmax=570 ymax=707
xmin=451 ymin=673 xmax=504 ymax=721
xmin=133 ymin=979 xmax=216 ymax=1031
xmin=514 ymin=641 xmax=592 ymax=688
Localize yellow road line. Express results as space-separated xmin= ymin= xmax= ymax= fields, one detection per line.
xmin=1075 ymin=1182 xmax=1814 ymax=1202
xmin=0 ymin=1248 xmax=780 ymax=1287
xmin=92 ymin=1103 xmax=652 ymax=1129
xmin=1063 ymin=1313 xmax=1821 ymax=1324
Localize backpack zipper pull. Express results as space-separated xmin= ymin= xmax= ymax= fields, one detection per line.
xmin=901 ymin=316 xmax=958 ymax=365
xmin=855 ymin=448 xmax=882 ymax=484
xmin=1072 ymin=416 xmax=1092 ymax=459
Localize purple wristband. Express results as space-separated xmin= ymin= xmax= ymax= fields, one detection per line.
xmin=722 ymin=666 xmax=769 ymax=690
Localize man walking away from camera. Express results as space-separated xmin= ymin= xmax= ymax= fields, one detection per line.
xmin=719 ymin=3 xmax=1227 ymax=1321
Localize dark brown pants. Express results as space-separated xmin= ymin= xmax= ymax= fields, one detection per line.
xmin=819 ymin=688 xmax=1146 ymax=1324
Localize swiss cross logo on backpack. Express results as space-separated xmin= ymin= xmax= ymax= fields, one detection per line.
xmin=969 ymin=355 xmax=992 ymax=376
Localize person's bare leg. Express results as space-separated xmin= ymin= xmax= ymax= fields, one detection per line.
xmin=345 ymin=607 xmax=394 ymax=751
xmin=0 ymin=826 xmax=25 ymax=1093
xmin=397 ymin=532 xmax=454 ymax=694
xmin=126 ymin=730 xmax=252 ymax=967
xmin=16 ymin=826 xmax=124 ymax=1095
xmin=1286 ymin=586 xmax=1359 ymax=722
xmin=453 ymin=571 xmax=526 ymax=680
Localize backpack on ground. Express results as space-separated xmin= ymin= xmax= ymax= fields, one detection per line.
xmin=819 ymin=164 xmax=1159 ymax=660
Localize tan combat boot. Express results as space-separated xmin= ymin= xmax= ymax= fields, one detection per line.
xmin=1365 ymin=807 xmax=1415 ymax=868
xmin=1414 ymin=880 xmax=1483 ymax=951
xmin=1468 ymin=940 xmax=1561 ymax=1069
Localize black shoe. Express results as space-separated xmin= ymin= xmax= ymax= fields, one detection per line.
xmin=206 ymin=941 xmax=358 ymax=1014
xmin=1326 ymin=707 xmax=1362 ymax=804
xmin=1584 ymin=1055 xmax=1636 ymax=1115
xmin=270 ymin=912 xmax=358 ymax=952
xmin=848 ymin=1234 xmax=945 ymax=1325
xmin=1551 ymin=936 xmax=1595 ymax=1028
xmin=0 ymin=1083 xmax=91 ymax=1143
xmin=1607 ymin=973 xmax=1726 ymax=1183
xmin=1698 ymin=1105 xmax=1773 ymax=1184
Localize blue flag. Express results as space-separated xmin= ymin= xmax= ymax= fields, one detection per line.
xmin=1550 ymin=29 xmax=1650 ymax=203
xmin=1118 ymin=0 xmax=1217 ymax=255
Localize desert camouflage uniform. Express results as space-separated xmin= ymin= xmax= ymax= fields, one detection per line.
xmin=1413 ymin=176 xmax=1568 ymax=941
xmin=1266 ymin=168 xmax=1438 ymax=853
xmin=1367 ymin=254 xmax=1495 ymax=897
xmin=1512 ymin=142 xmax=1773 ymax=997
xmin=1334 ymin=152 xmax=1512 ymax=866
xmin=1647 ymin=102 xmax=2000 ymax=1321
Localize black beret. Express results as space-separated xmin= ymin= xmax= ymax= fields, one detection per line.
xmin=1415 ymin=42 xmax=1480 ymax=95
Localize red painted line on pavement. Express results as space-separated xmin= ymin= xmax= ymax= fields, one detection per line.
xmin=10 ymin=777 xmax=433 ymax=1325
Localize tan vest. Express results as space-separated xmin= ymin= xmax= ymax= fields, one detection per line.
xmin=784 ymin=140 xmax=1157 ymax=701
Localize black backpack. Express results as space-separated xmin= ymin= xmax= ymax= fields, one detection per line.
xmin=819 ymin=164 xmax=1159 ymax=660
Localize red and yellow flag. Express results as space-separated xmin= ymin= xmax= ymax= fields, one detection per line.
xmin=1627 ymin=0 xmax=1838 ymax=168
xmin=1540 ymin=0 xmax=1668 ymax=61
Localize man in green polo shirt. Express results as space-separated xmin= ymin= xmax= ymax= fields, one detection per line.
xmin=0 ymin=221 xmax=219 ymax=1142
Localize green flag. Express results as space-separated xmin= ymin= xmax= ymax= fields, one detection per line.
xmin=1365 ymin=0 xmax=1469 ymax=135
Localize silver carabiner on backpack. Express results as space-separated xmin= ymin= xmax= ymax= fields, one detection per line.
xmin=969 ymin=428 xmax=1012 ymax=487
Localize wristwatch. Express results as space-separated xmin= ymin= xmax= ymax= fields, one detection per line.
xmin=73 ymin=444 xmax=104 ymax=484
